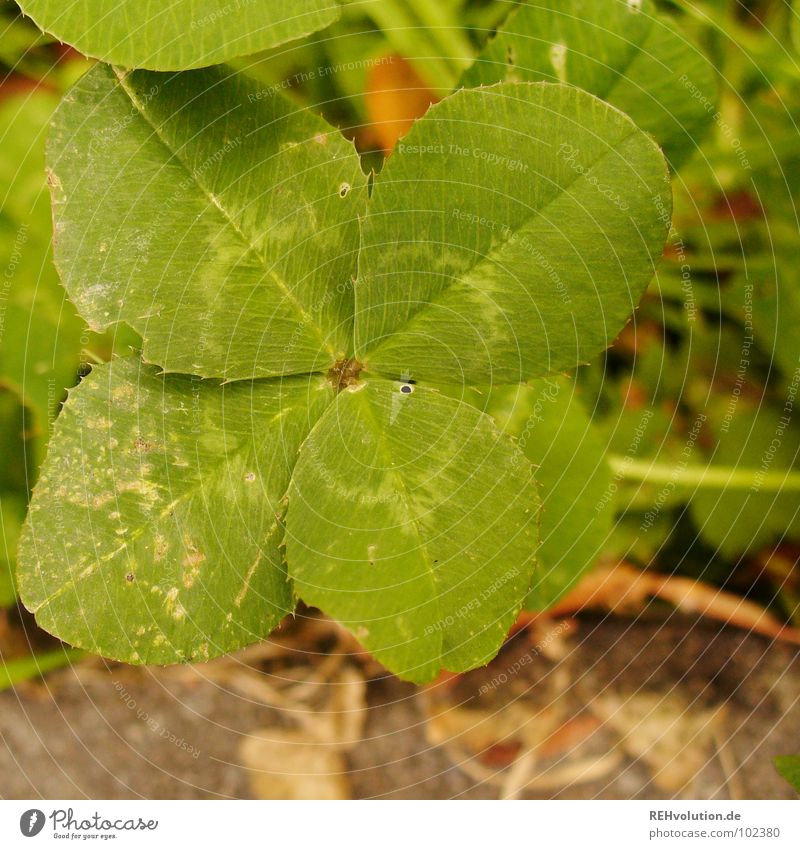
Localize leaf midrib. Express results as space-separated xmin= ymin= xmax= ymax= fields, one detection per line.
xmin=351 ymin=388 xmax=444 ymax=653
xmin=113 ymin=68 xmax=336 ymax=362
xmin=28 ymin=376 xmax=320 ymax=613
xmin=360 ymin=113 xmax=646 ymax=361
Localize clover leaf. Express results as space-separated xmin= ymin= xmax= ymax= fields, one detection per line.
xmin=17 ymin=65 xmax=671 ymax=681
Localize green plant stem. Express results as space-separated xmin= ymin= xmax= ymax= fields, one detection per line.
xmin=357 ymin=0 xmax=455 ymax=86
xmin=0 ymin=648 xmax=83 ymax=691
xmin=608 ymin=454 xmax=800 ymax=492
xmin=405 ymin=0 xmax=475 ymax=72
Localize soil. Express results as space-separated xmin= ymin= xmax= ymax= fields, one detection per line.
xmin=0 ymin=614 xmax=797 ymax=799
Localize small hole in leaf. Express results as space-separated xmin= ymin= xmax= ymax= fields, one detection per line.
xmin=338 ymin=182 xmax=351 ymax=198
xmin=125 ymin=573 xmax=135 ymax=582
xmin=399 ymin=383 xmax=414 ymax=394
xmin=244 ymin=471 xmax=256 ymax=482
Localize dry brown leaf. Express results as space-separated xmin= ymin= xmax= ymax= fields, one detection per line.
xmin=650 ymin=572 xmax=800 ymax=644
xmin=538 ymin=714 xmax=602 ymax=759
xmin=590 ymin=691 xmax=727 ymax=793
xmin=241 ymin=729 xmax=351 ymax=800
xmin=323 ymin=665 xmax=368 ymax=749
xmin=234 ymin=661 xmax=367 ymax=799
xmin=501 ymin=751 xmax=624 ymax=798
xmin=425 ymin=699 xmax=558 ymax=754
xmin=525 ymin=563 xmax=800 ymax=645
xmin=363 ymin=54 xmax=436 ymax=153
xmin=423 ymin=696 xmax=566 ymax=791
xmin=424 ymin=697 xmax=619 ymax=797
xmin=549 ymin=563 xmax=655 ymax=615
xmin=500 ymin=749 xmax=539 ymax=799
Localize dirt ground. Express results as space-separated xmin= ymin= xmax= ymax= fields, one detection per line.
xmin=0 ymin=613 xmax=797 ymax=800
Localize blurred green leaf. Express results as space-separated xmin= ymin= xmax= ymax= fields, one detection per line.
xmin=0 ymin=89 xmax=86 ymax=466
xmin=690 ymin=405 xmax=800 ymax=557
xmin=461 ymin=0 xmax=717 ymax=168
xmin=0 ymin=0 xmax=54 ymax=76
xmin=0 ymin=383 xmax=32 ymax=607
xmin=0 ymin=493 xmax=25 ymax=606
xmin=486 ymin=378 xmax=612 ymax=609
xmin=0 ymin=647 xmax=83 ymax=691
xmin=774 ymin=755 xmax=800 ymax=794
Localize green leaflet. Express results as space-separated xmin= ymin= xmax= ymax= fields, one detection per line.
xmin=356 ymin=82 xmax=671 ymax=384
xmin=461 ymin=0 xmax=717 ymax=169
xmin=18 ymin=0 xmax=340 ymax=71
xmin=285 ymin=378 xmax=539 ymax=683
xmin=48 ymin=63 xmax=366 ymax=380
xmin=17 ymin=358 xmax=334 ymax=663
xmin=486 ymin=378 xmax=612 ymax=610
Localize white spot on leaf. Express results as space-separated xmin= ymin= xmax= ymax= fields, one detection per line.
xmin=549 ymin=43 xmax=568 ymax=81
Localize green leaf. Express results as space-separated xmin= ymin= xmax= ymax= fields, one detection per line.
xmin=17 ymin=358 xmax=334 ymax=663
xmin=0 ymin=387 xmax=31 ymax=494
xmin=0 ymin=387 xmax=31 ymax=606
xmin=0 ymin=91 xmax=86 ymax=462
xmin=461 ymin=0 xmax=717 ymax=169
xmin=0 ymin=90 xmax=56 ymax=227
xmin=1 ymin=494 xmax=26 ymax=607
xmin=285 ymin=377 xmax=540 ymax=683
xmin=774 ymin=755 xmax=800 ymax=794
xmin=487 ymin=378 xmax=612 ymax=609
xmin=355 ymin=82 xmax=671 ymax=385
xmin=48 ymin=64 xmax=366 ymax=380
xmin=0 ymin=6 xmax=55 ymax=76
xmin=18 ymin=0 xmax=341 ymax=71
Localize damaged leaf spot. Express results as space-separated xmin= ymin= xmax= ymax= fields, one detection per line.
xmin=133 ymin=435 xmax=153 ymax=452
xmin=328 ymin=358 xmax=363 ymax=392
